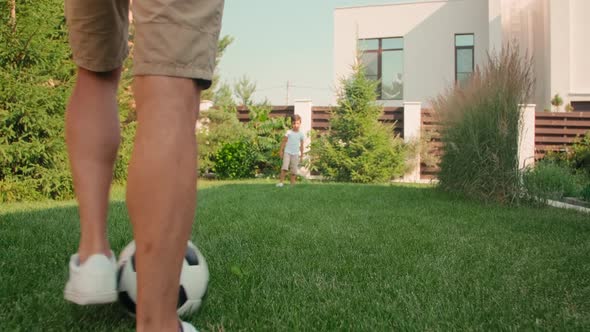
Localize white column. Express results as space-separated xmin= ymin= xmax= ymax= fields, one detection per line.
xmin=199 ymin=100 xmax=213 ymax=111
xmin=403 ymin=102 xmax=422 ymax=182
xmin=195 ymin=100 xmax=214 ymax=131
xmin=519 ymin=104 xmax=536 ymax=169
xmin=294 ymin=99 xmax=313 ymax=178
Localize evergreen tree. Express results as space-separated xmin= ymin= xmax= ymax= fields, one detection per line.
xmin=309 ymin=62 xmax=406 ymax=183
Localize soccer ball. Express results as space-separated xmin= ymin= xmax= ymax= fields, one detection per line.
xmin=116 ymin=240 xmax=209 ymax=316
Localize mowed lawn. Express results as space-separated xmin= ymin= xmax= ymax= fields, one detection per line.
xmin=1 ymin=180 xmax=589 ymax=331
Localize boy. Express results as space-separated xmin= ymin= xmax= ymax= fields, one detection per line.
xmin=277 ymin=115 xmax=305 ymax=187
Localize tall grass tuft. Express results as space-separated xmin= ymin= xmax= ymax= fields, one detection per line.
xmin=434 ymin=44 xmax=534 ymax=203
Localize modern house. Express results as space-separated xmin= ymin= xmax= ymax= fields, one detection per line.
xmin=333 ymin=0 xmax=590 ymax=112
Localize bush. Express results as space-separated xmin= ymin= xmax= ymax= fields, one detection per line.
xmin=113 ymin=121 xmax=136 ymax=183
xmin=197 ymin=108 xmax=253 ymax=175
xmin=434 ymin=45 xmax=534 ymax=204
xmin=570 ymin=132 xmax=590 ymax=177
xmin=523 ymin=161 xmax=580 ymax=201
xmin=213 ymin=140 xmax=256 ymax=179
xmin=581 ymin=184 xmax=590 ymax=202
xmin=246 ymin=103 xmax=288 ymax=177
xmin=309 ymin=63 xmax=406 ymax=183
xmin=0 ymin=1 xmax=75 ymax=202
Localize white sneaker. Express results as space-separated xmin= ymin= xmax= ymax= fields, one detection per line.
xmin=276 ymin=183 xmax=284 ymax=187
xmin=64 ymin=252 xmax=117 ymax=305
xmin=181 ymin=321 xmax=199 ymax=332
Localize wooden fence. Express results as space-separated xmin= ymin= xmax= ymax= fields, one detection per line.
xmin=420 ymin=109 xmax=442 ymax=180
xmin=233 ymin=107 xmax=590 ymax=181
xmin=311 ymin=106 xmax=404 ymax=136
xmin=236 ymin=105 xmax=294 ymax=123
xmin=535 ymin=111 xmax=590 ymax=159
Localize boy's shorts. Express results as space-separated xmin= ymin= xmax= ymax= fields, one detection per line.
xmin=64 ymin=0 xmax=224 ymax=88
xmin=281 ymin=153 xmax=299 ymax=175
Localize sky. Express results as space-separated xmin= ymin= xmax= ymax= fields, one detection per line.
xmin=218 ymin=0 xmax=405 ymax=106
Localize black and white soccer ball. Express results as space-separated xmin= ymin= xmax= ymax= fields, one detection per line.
xmin=116 ymin=240 xmax=209 ymax=316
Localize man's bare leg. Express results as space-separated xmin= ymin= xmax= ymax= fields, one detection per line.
xmin=66 ymin=67 xmax=121 ymax=262
xmin=126 ymin=76 xmax=200 ymax=332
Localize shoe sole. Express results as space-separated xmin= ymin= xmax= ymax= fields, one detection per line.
xmin=64 ymin=288 xmax=117 ymax=305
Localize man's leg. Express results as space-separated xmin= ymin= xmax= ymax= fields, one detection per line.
xmin=126 ymin=76 xmax=200 ymax=332
xmin=66 ymin=67 xmax=121 ymax=262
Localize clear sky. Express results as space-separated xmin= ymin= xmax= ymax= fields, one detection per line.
xmin=218 ymin=0 xmax=405 ymax=106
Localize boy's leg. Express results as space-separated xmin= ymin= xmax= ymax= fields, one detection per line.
xmin=127 ymin=76 xmax=200 ymax=332
xmin=289 ymin=155 xmax=299 ymax=185
xmin=129 ymin=0 xmax=224 ymax=331
xmin=279 ymin=169 xmax=287 ymax=184
xmin=66 ymin=68 xmax=121 ymax=262
xmin=278 ymin=155 xmax=289 ymax=185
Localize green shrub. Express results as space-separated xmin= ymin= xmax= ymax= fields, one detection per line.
xmin=0 ymin=1 xmax=75 ymax=202
xmin=435 ymin=45 xmax=534 ymax=204
xmin=213 ymin=140 xmax=256 ymax=179
xmin=113 ymin=121 xmax=136 ymax=183
xmin=523 ymin=161 xmax=580 ymax=201
xmin=309 ymin=63 xmax=406 ymax=183
xmin=197 ymin=108 xmax=253 ymax=175
xmin=570 ymin=132 xmax=590 ymax=177
xmin=581 ymin=184 xmax=590 ymax=202
xmin=246 ymin=103 xmax=288 ymax=176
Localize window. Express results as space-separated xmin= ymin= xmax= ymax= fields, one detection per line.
xmin=571 ymin=101 xmax=590 ymax=112
xmin=455 ymin=34 xmax=474 ymax=85
xmin=359 ymin=37 xmax=404 ymax=100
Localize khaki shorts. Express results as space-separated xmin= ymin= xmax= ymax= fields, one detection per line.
xmin=281 ymin=153 xmax=299 ymax=175
xmin=64 ymin=0 xmax=224 ymax=87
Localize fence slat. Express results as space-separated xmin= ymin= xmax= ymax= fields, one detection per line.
xmin=535 ymin=128 xmax=589 ymax=135
xmin=536 ymin=119 xmax=590 ymax=127
xmin=535 ymin=111 xmax=590 ymax=159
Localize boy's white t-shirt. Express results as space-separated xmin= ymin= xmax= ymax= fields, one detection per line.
xmin=284 ymin=130 xmax=305 ymax=155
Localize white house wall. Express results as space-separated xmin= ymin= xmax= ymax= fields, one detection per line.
xmin=333 ymin=0 xmax=489 ymax=106
xmin=569 ymin=0 xmax=590 ymax=101
xmin=549 ymin=0 xmax=571 ymax=110
xmin=500 ymin=0 xmax=550 ymax=111
xmin=334 ymin=0 xmax=589 ymax=111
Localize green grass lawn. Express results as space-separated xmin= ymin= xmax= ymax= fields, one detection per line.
xmin=1 ymin=180 xmax=589 ymax=331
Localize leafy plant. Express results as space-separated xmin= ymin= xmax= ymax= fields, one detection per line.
xmin=570 ymin=132 xmax=590 ymax=177
xmin=246 ymin=102 xmax=288 ymax=176
xmin=551 ymin=94 xmax=563 ymax=112
xmin=434 ymin=44 xmax=534 ymax=204
xmin=523 ymin=161 xmax=580 ymax=202
xmin=308 ymin=62 xmax=406 ymax=183
xmin=0 ymin=0 xmax=76 ymax=201
xmin=213 ymin=140 xmax=256 ymax=179
xmin=197 ymin=107 xmax=253 ymax=175
xmin=581 ymin=184 xmax=590 ymax=202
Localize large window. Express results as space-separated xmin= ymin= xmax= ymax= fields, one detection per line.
xmin=359 ymin=37 xmax=404 ymax=100
xmin=455 ymin=34 xmax=474 ymax=85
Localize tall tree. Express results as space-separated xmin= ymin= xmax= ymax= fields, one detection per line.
xmin=1 ymin=0 xmax=75 ymax=201
xmin=9 ymin=0 xmax=16 ymax=30
xmin=234 ymin=75 xmax=256 ymax=106
xmin=201 ymin=35 xmax=234 ymax=101
xmin=309 ymin=61 xmax=407 ymax=183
